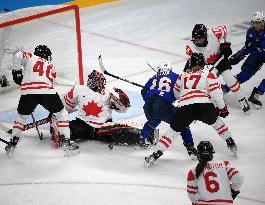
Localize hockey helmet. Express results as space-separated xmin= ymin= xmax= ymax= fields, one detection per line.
xmin=189 ymin=52 xmax=205 ymax=72
xmin=251 ymin=11 xmax=265 ymax=31
xmin=157 ymin=61 xmax=172 ymax=73
xmin=34 ymin=45 xmax=52 ymax=61
xmin=197 ymin=141 xmax=215 ymax=161
xmin=87 ymin=70 xmax=106 ymax=94
xmin=192 ymin=24 xmax=208 ymax=47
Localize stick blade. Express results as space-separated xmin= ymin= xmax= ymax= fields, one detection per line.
xmin=98 ymin=55 xmax=106 ymax=73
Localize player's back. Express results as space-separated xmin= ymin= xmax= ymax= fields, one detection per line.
xmin=176 ymin=69 xmax=212 ymax=107
xmin=194 ymin=160 xmax=233 ymax=204
xmin=13 ymin=50 xmax=56 ymax=95
xmin=142 ymin=71 xmax=178 ymax=104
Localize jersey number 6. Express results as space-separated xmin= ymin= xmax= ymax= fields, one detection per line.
xmin=33 ymin=61 xmax=55 ymax=82
xmin=204 ymin=171 xmax=220 ymax=193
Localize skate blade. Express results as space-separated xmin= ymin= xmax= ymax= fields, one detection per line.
xmin=5 ymin=147 xmax=15 ymax=158
xmin=232 ymin=151 xmax=238 ymax=158
xmin=144 ymin=157 xmax=155 ymax=168
xmin=64 ymin=149 xmax=80 ymax=157
xmin=190 ymin=155 xmax=198 ymax=161
xmin=254 ymin=104 xmax=262 ymax=110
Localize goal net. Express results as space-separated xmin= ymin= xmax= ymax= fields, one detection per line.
xmin=0 ymin=5 xmax=84 ymax=93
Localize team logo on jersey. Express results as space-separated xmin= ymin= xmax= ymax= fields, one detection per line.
xmin=82 ymin=101 xmax=103 ymax=117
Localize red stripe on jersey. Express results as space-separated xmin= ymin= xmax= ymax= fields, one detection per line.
xmin=21 ymin=82 xmax=50 ymax=86
xmin=13 ymin=125 xmax=25 ymax=131
xmin=224 ymin=160 xmax=229 ymax=166
xmin=209 ymin=85 xmax=221 ymax=92
xmin=21 ymin=86 xmax=53 ymax=90
xmin=217 ymin=124 xmax=225 ymax=131
xmin=161 ymin=136 xmax=172 ymax=144
xmin=179 ymin=94 xmax=210 ymax=103
xmin=198 ymin=199 xmax=233 ymax=203
xmin=187 ymin=190 xmax=197 ymax=194
xmin=227 ymin=168 xmax=235 ymax=176
xmin=159 ymin=139 xmax=170 ymax=148
xmin=229 ymin=81 xmax=240 ymax=92
xmin=229 ymin=170 xmax=239 ymax=179
xmin=218 ymin=127 xmax=228 ymax=135
xmin=187 ymin=170 xmax=195 ymax=181
xmin=209 ymin=82 xmax=219 ymax=87
xmin=67 ymin=86 xmax=75 ymax=99
xmin=187 ymin=185 xmax=198 ymax=190
xmin=181 ymin=90 xmax=209 ymax=98
xmin=89 ymin=121 xmax=105 ymax=125
xmin=64 ymin=96 xmax=75 ymax=106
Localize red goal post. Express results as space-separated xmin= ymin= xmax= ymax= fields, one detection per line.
xmin=0 ymin=5 xmax=84 ymax=90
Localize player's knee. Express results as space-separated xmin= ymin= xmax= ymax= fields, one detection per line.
xmin=236 ymin=70 xmax=253 ymax=83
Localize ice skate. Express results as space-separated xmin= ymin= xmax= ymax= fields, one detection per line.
xmin=5 ymin=136 xmax=19 ymax=157
xmin=239 ymin=97 xmax=250 ymax=115
xmin=144 ymin=150 xmax=163 ymax=168
xmin=62 ymin=138 xmax=80 ymax=157
xmin=248 ymin=87 xmax=263 ymax=109
xmin=183 ymin=142 xmax=198 ymax=160
xmin=226 ymin=137 xmax=238 ymax=158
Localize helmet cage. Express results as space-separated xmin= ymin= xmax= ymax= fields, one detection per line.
xmin=87 ymin=70 xmax=106 ymax=94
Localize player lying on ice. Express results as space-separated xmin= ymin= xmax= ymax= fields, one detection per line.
xmin=50 ymin=70 xmax=157 ymax=148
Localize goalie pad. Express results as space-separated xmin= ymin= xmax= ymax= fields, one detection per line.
xmin=96 ymin=122 xmax=158 ymax=147
xmin=109 ymin=87 xmax=130 ymax=112
xmin=12 ymin=69 xmax=23 ymax=85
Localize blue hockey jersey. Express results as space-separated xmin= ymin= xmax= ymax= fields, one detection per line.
xmin=141 ymin=71 xmax=179 ymax=104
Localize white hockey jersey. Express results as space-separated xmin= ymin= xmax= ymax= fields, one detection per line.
xmin=174 ymin=69 xmax=225 ymax=109
xmin=12 ymin=50 xmax=57 ymax=95
xmin=187 ymin=160 xmax=244 ymax=205
xmin=64 ymin=85 xmax=112 ymax=127
xmin=186 ymin=25 xmax=231 ymax=65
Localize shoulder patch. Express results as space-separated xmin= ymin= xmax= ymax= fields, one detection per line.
xmin=187 ymin=170 xmax=195 ymax=181
xmin=186 ymin=45 xmax=193 ymax=56
xmin=207 ymin=72 xmax=217 ymax=79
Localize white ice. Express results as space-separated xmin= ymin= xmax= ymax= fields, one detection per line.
xmin=0 ymin=0 xmax=265 ymax=204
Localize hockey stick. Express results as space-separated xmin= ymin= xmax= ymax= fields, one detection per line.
xmin=0 ymin=117 xmax=51 ymax=135
xmin=31 ymin=113 xmax=43 ymax=140
xmin=0 ymin=137 xmax=9 ymax=145
xmin=98 ymin=55 xmax=144 ymax=88
xmin=209 ymin=55 xmax=224 ymax=73
xmin=146 ymin=62 xmax=157 ymax=72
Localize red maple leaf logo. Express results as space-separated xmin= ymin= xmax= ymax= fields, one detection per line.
xmin=206 ymin=53 xmax=219 ymax=64
xmin=82 ymin=101 xmax=103 ymax=117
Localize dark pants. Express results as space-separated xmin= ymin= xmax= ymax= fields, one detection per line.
xmin=170 ymin=103 xmax=218 ymax=132
xmin=17 ymin=94 xmax=64 ymax=115
xmin=143 ymin=95 xmax=176 ymax=123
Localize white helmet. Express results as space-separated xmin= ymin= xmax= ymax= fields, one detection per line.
xmin=157 ymin=61 xmax=172 ymax=72
xmin=251 ymin=11 xmax=265 ymax=24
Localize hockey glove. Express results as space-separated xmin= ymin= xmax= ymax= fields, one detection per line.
xmin=218 ymin=105 xmax=229 ymax=118
xmin=220 ymin=42 xmax=232 ymax=59
xmin=12 ymin=69 xmax=23 ymax=85
xmin=110 ymin=88 xmax=130 ymax=112
xmin=231 ymin=188 xmax=240 ymax=200
xmin=229 ymin=51 xmax=245 ymax=65
xmin=0 ymin=75 xmax=9 ymax=87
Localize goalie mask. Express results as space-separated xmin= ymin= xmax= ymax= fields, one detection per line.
xmin=192 ymin=24 xmax=208 ymax=47
xmin=157 ymin=61 xmax=172 ymax=73
xmin=197 ymin=141 xmax=215 ymax=161
xmin=87 ymin=70 xmax=106 ymax=94
xmin=34 ymin=45 xmax=52 ymax=61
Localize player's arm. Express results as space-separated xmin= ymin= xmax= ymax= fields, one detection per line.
xmin=224 ymin=160 xmax=244 ymax=199
xmin=187 ymin=170 xmax=200 ymax=203
xmin=173 ymin=75 xmax=181 ymax=99
xmin=109 ymin=87 xmax=130 ymax=113
xmin=63 ymin=86 xmax=78 ymax=112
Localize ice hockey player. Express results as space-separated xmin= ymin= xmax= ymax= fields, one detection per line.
xmin=144 ymin=53 xmax=238 ymax=167
xmin=186 ymin=141 xmax=244 ymax=205
xmin=228 ymin=11 xmax=265 ymax=108
xmin=4 ymin=45 xmax=79 ymax=157
xmin=186 ymin=24 xmax=250 ymax=113
xmin=60 ymin=70 xmax=153 ymax=147
xmin=141 ymin=61 xmax=197 ymax=158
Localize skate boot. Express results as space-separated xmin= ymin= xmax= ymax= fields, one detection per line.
xmin=5 ymin=136 xmax=19 ymax=157
xmin=183 ymin=141 xmax=198 ymax=160
xmin=144 ymin=150 xmax=163 ymax=168
xmin=226 ymin=137 xmax=238 ymax=158
xmin=139 ymin=129 xmax=159 ymax=149
xmin=150 ymin=129 xmax=159 ymax=146
xmin=62 ymin=138 xmax=80 ymax=157
xmin=239 ymin=97 xmax=250 ymax=114
xmin=248 ymin=87 xmax=263 ymax=109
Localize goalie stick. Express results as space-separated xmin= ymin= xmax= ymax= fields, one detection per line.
xmin=0 ymin=136 xmax=9 ymax=145
xmin=31 ymin=113 xmax=43 ymax=140
xmin=98 ymin=55 xmax=144 ymax=88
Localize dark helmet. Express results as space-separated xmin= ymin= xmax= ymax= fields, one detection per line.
xmin=34 ymin=45 xmax=52 ymax=61
xmin=192 ymin=24 xmax=208 ymax=47
xmin=189 ymin=52 xmax=205 ymax=72
xmin=87 ymin=70 xmax=106 ymax=94
xmin=197 ymin=141 xmax=215 ymax=161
